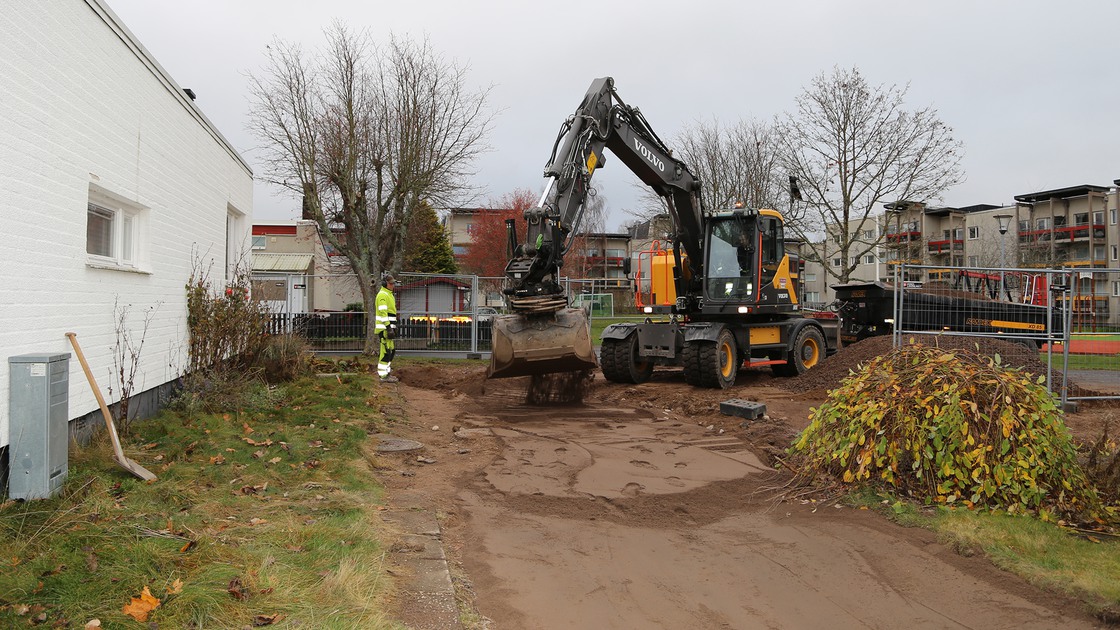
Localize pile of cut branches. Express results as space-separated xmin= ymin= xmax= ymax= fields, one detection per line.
xmin=790 ymin=343 xmax=1113 ymax=526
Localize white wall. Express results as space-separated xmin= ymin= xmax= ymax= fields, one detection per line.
xmin=0 ymin=1 xmax=253 ymax=448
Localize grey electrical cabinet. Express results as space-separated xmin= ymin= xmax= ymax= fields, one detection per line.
xmin=8 ymin=353 xmax=70 ymax=500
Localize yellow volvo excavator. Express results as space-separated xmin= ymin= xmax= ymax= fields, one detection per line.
xmin=489 ymin=77 xmax=833 ymax=388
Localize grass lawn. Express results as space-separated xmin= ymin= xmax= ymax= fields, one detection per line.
xmin=0 ymin=369 xmax=402 ymax=629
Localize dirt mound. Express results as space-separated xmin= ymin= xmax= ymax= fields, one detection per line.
xmin=778 ymin=334 xmax=1059 ymax=394
xmin=394 ymin=363 xmax=489 ymax=397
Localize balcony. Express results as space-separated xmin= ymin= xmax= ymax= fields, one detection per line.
xmin=587 ymin=255 xmax=625 ymax=268
xmin=1018 ymin=223 xmax=1106 ymax=245
xmin=885 ymin=230 xmax=921 ymax=243
xmin=927 ymin=239 xmax=963 ymax=254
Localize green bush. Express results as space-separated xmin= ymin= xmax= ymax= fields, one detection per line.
xmin=790 ymin=343 xmax=1109 ymax=525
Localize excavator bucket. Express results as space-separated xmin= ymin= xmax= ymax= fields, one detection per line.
xmin=488 ymin=307 xmax=599 ymax=379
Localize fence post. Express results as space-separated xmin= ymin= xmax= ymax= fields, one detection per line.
xmin=892 ymin=263 xmax=902 ymax=349
xmin=1061 ymin=270 xmax=1072 ymax=408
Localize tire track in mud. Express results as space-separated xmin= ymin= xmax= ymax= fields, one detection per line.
xmin=457 ymin=377 xmax=790 ymax=530
xmin=393 ymin=365 xmax=1104 ymax=630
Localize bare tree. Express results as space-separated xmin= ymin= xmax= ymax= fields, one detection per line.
xmin=627 ymin=118 xmax=785 ymax=222
xmin=778 ymin=67 xmax=964 ymax=284
xmin=248 ymin=25 xmax=493 ymax=354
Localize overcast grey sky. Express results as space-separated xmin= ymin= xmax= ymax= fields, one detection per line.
xmin=106 ymin=0 xmax=1119 ymax=229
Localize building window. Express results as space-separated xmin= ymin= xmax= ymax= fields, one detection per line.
xmin=805 ymin=291 xmax=820 ymax=303
xmin=968 ymin=226 xmax=980 ymax=240
xmin=1074 ymin=212 xmax=1089 ymax=225
xmin=1112 ymin=245 xmax=1118 ymax=261
xmin=226 ymin=208 xmax=246 ymax=280
xmin=86 ymin=190 xmax=144 ymax=268
xmin=252 ymin=235 xmax=267 ymax=250
xmin=953 ymin=228 xmax=963 ymax=240
xmin=1036 ymin=218 xmax=1050 ymax=230
xmin=968 ymin=255 xmax=979 ymax=267
xmin=465 ymin=223 xmax=475 ymax=235
xmin=1018 ymin=220 xmax=1029 ymax=232
xmin=863 ymin=254 xmax=876 ymax=264
xmin=1093 ymin=245 xmax=1105 ymax=260
xmin=1093 ymin=211 xmax=1104 ymax=225
xmin=863 ymin=229 xmax=875 ymax=239
xmin=804 ymin=273 xmax=817 ymax=282
xmin=831 ymin=257 xmax=841 ymax=267
xmin=1054 ymin=215 xmax=1067 ymax=227
xmin=1111 ymin=209 xmax=1117 ymax=225
xmin=1113 ymin=281 xmax=1120 ymax=297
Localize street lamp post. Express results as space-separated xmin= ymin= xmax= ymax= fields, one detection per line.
xmin=994 ymin=213 xmax=1013 ymax=299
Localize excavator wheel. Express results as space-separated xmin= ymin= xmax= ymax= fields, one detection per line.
xmin=682 ymin=328 xmax=738 ymax=389
xmin=773 ymin=326 xmax=824 ymax=377
xmin=601 ymin=334 xmax=654 ymax=384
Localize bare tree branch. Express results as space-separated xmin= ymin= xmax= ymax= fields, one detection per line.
xmin=247 ymin=26 xmax=493 ymax=354
xmin=777 ymin=67 xmax=964 ymax=284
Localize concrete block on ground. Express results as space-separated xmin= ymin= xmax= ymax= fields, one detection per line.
xmin=720 ymin=399 xmax=766 ymax=420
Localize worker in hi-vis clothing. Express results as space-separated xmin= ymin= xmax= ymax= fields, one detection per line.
xmin=375 ymin=274 xmax=398 ymax=382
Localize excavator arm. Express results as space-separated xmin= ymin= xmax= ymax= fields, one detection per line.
xmin=489 ymin=77 xmax=704 ymax=380
xmin=504 ymin=77 xmax=706 ymax=309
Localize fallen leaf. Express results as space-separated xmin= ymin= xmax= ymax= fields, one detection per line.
xmin=40 ymin=563 xmax=66 ymax=577
xmin=249 ymin=517 xmax=267 ymax=526
xmin=84 ymin=619 xmax=101 ymax=629
xmin=209 ymin=455 xmax=226 ymax=465
xmin=259 ymin=587 xmax=274 ymax=595
xmin=268 ymin=457 xmax=282 ymax=464
xmin=252 ymin=450 xmax=265 ymax=459
xmin=179 ymin=540 xmax=197 ymax=553
xmin=227 ymin=577 xmax=249 ymax=601
xmin=85 ymin=551 xmax=99 ymax=573
xmin=253 ymin=613 xmax=284 ymax=626
xmin=122 ymin=586 xmax=160 ymax=622
xmin=167 ymin=578 xmax=183 ymax=595
xmin=14 ymin=604 xmax=30 ymax=615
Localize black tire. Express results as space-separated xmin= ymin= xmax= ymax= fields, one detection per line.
xmin=773 ymin=326 xmax=825 ymax=377
xmin=682 ymin=328 xmax=738 ymax=389
xmin=600 ymin=335 xmax=654 ymax=384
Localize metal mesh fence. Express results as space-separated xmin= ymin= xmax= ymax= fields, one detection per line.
xmin=259 ymin=273 xmax=639 ymax=356
xmin=892 ymin=264 xmax=1120 ymax=404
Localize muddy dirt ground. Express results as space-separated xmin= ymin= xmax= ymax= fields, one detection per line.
xmin=378 ymin=342 xmax=1117 ymax=629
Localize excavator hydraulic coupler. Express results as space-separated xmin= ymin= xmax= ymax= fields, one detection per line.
xmin=487 ymin=307 xmax=599 ymax=379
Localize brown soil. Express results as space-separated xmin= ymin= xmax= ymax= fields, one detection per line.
xmin=378 ymin=354 xmax=1116 ymax=629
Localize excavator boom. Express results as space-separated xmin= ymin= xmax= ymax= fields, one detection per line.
xmin=489 ymin=77 xmax=703 ymax=381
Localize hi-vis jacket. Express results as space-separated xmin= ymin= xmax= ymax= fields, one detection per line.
xmin=375 ymin=285 xmax=397 ymax=335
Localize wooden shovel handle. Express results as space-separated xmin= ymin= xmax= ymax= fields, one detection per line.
xmin=65 ymin=332 xmax=124 ymax=455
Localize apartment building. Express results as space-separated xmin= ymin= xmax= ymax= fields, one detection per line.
xmin=800 ymin=217 xmax=888 ymax=306
xmin=876 ymin=183 xmax=1120 ymax=326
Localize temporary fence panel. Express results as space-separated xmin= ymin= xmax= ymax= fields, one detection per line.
xmin=892 ymin=264 xmax=1067 ymax=394
xmin=891 ymin=264 xmax=1120 ymax=405
xmin=1059 ymin=267 xmax=1120 ymax=403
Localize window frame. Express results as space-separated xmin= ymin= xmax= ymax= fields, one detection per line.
xmin=967 ymin=226 xmax=980 ymax=240
xmin=86 ymin=196 xmax=142 ymax=270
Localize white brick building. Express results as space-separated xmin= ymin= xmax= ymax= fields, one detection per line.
xmin=0 ymin=1 xmax=253 ymax=472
